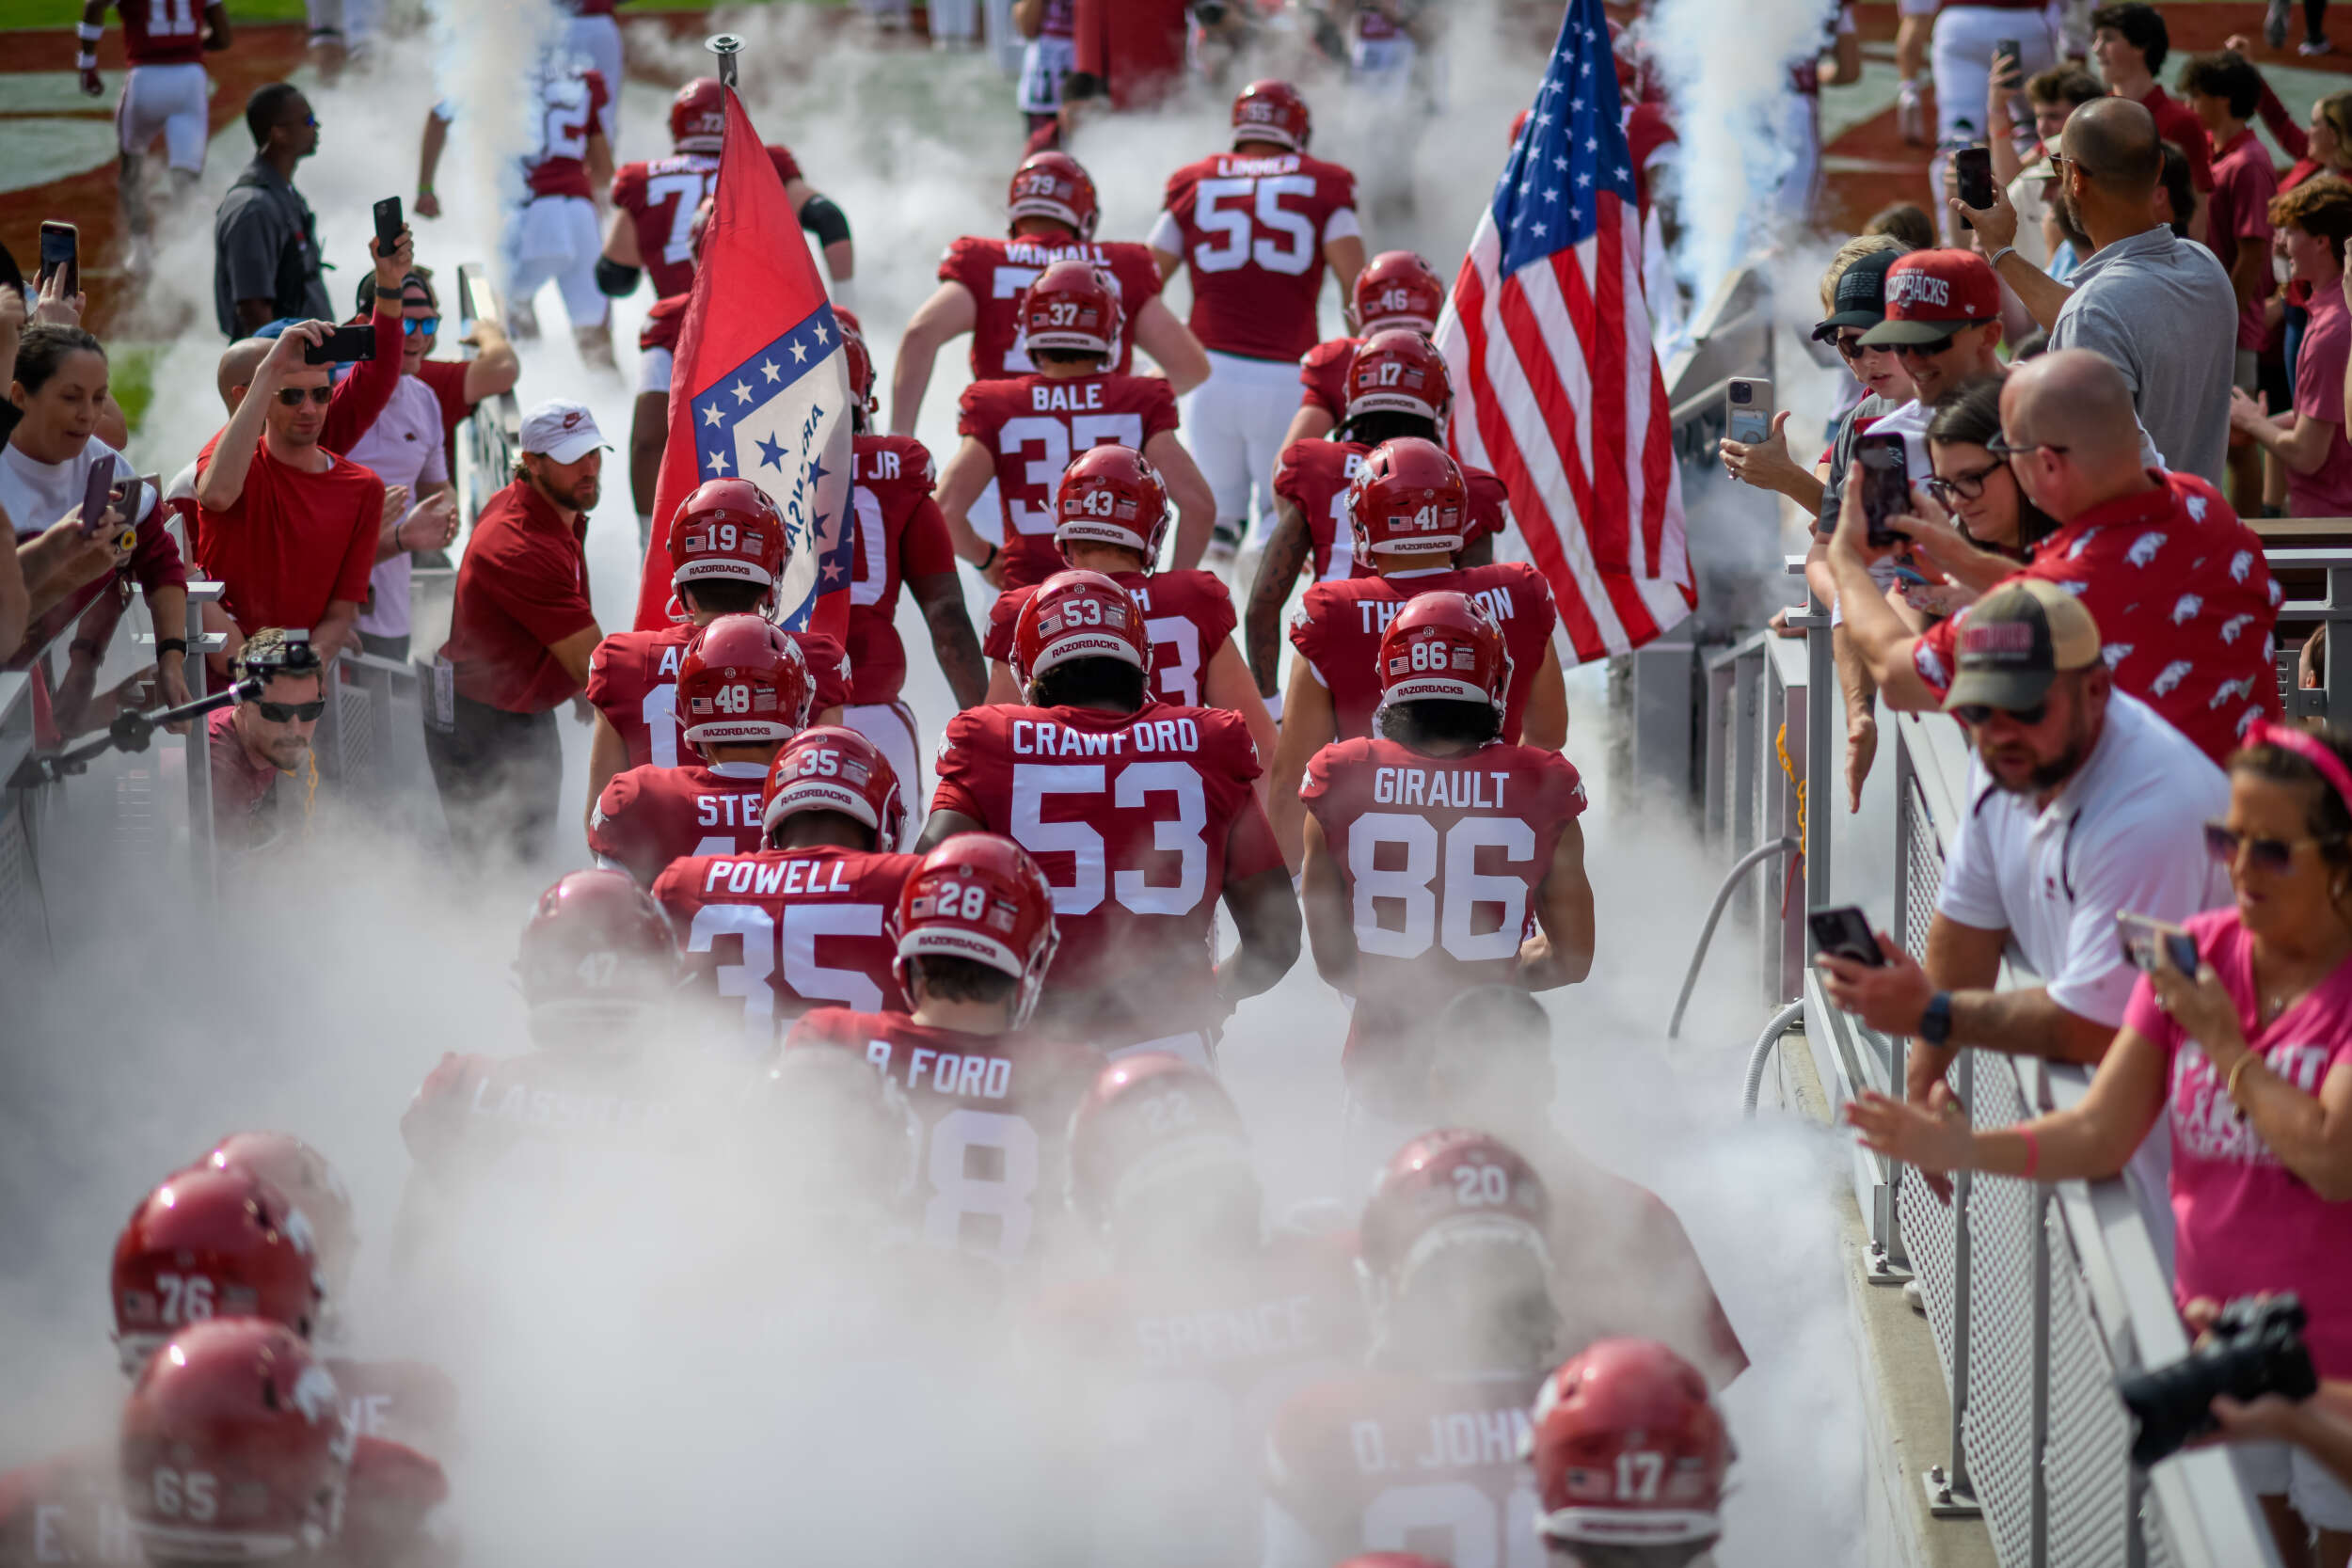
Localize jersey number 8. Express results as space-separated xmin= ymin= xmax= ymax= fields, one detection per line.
xmin=1348 ymin=812 xmax=1535 ymax=962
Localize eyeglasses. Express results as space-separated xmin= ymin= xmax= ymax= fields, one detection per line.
xmin=2203 ymin=820 xmax=2345 ymax=874
xmin=1923 ymin=461 xmax=2006 ymax=505
xmin=1985 ymin=433 xmax=2069 ymax=461
xmin=1893 ymin=334 xmax=1960 ymax=359
xmin=401 ymin=316 xmax=440 ymax=338
xmin=1951 ymin=700 xmax=2049 ymax=727
xmin=274 ymin=386 xmax=332 ymax=406
xmin=252 ymin=697 xmax=326 ymax=723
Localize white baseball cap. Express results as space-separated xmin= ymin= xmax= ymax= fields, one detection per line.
xmin=519 ymin=401 xmax=609 ymax=465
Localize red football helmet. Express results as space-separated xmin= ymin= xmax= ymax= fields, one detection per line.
xmin=1232 ymin=78 xmax=1312 ymax=150
xmin=668 ymin=478 xmax=788 ymax=598
xmin=1010 ymin=569 xmax=1152 ymax=688
xmin=890 ymin=833 xmax=1060 ymax=1029
xmin=1349 ymin=436 xmax=1468 ymax=560
xmin=1359 ymin=1128 xmax=1551 ymax=1299
xmin=837 ymin=307 xmax=877 ymax=415
xmin=1529 ymin=1339 xmax=1730 ymax=1555
xmin=1376 ymin=590 xmax=1513 ymax=723
xmin=1007 ymin=150 xmax=1099 ymax=240
xmin=1065 ymin=1053 xmax=1255 ymax=1234
xmin=1020 ymin=259 xmax=1122 ymax=359
xmin=677 ymin=614 xmax=815 ymax=754
xmin=1344 ymin=329 xmax=1453 ymax=424
xmin=112 ymin=1166 xmax=325 ymax=1376
xmin=119 ymin=1319 xmax=353 ymax=1561
xmin=204 ymin=1132 xmax=356 ymax=1301
xmin=514 ymin=869 xmax=679 ymax=1031
xmin=1055 ymin=445 xmax=1170 ymax=568
xmin=760 ymin=724 xmax=907 ymax=850
xmin=1354 ymin=251 xmax=1445 ymax=334
xmin=671 ymin=76 xmax=727 ymax=154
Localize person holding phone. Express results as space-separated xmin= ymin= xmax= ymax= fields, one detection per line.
xmin=1847 ymin=721 xmax=2352 ymax=1565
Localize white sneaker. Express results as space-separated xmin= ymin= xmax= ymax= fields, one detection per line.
xmin=1897 ymin=81 xmax=1926 ymax=147
xmin=2302 ymin=34 xmax=2335 ymax=55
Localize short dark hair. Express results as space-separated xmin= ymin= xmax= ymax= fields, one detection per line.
xmin=10 ymin=324 xmax=104 ymax=393
xmin=1030 ymin=657 xmax=1147 ymax=713
xmin=354 ymin=265 xmax=436 ymax=319
xmin=1032 ymin=348 xmax=1107 ymax=370
xmin=2090 ymin=3 xmax=2169 ymax=72
xmin=2177 ymin=51 xmax=2264 ymax=119
xmin=1863 ymin=201 xmax=1936 ymax=251
xmin=1927 ymin=376 xmax=2057 ymax=556
xmin=908 ymin=955 xmax=1020 ymax=1005
xmin=1376 ymin=698 xmax=1501 ymax=750
xmin=2157 ymin=141 xmax=2195 ymax=237
xmin=2026 ymin=65 xmax=2106 ymax=110
xmin=1335 ymin=408 xmax=1439 ymax=448
xmin=245 ymin=83 xmax=304 ymax=147
xmin=679 ymin=578 xmax=770 ymax=617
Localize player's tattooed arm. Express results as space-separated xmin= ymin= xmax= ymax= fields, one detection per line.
xmin=1245 ymin=504 xmax=1311 ymax=695
xmin=911 ymin=570 xmax=990 ymax=709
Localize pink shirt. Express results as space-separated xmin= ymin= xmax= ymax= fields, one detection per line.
xmin=2123 ymin=907 xmax=2352 ymax=1377
xmin=2207 ymin=128 xmax=2279 ymax=351
xmin=2290 ymin=285 xmax=2352 ymax=519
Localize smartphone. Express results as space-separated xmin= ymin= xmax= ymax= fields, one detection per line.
xmin=1810 ymin=905 xmax=1886 ymax=967
xmin=1725 ymin=377 xmax=1772 ymax=446
xmin=305 ymin=324 xmax=377 ymax=366
xmin=1955 ymin=148 xmax=1994 ymax=211
xmin=1854 ymin=432 xmax=1911 ymax=549
xmin=373 ymin=197 xmax=404 ymax=255
xmin=2116 ymin=911 xmax=2200 ymax=976
xmin=80 ymin=462 xmax=116 ymax=538
xmin=38 ymin=221 xmax=77 ymax=298
xmin=1994 ymin=38 xmax=2022 ymax=76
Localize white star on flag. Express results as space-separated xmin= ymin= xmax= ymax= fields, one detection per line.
xmin=790 ymin=341 xmax=808 ymax=363
xmin=733 ymin=382 xmax=753 ymax=404
xmin=760 ymin=360 xmax=781 ymax=383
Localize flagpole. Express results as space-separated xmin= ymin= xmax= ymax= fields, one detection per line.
xmin=706 ymin=32 xmax=742 ymax=89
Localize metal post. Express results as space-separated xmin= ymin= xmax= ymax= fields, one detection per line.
xmin=1803 ymin=578 xmax=1835 ymax=924
xmin=180 ymin=582 xmax=225 ymax=902
xmin=2031 ymin=1178 xmax=2052 ymax=1566
xmin=2328 ymin=563 xmax=2352 ymax=728
xmin=707 ymin=32 xmax=741 ymax=88
xmin=1926 ymin=1048 xmax=1982 ymax=1517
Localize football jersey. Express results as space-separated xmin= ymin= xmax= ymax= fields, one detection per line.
xmin=785 ymin=1006 xmax=1104 ymax=1267
xmin=1296 ymin=335 xmax=1359 ymax=420
xmin=588 ymin=759 xmax=769 ymax=887
xmin=849 ymin=433 xmax=955 ymax=705
xmin=984 ymin=568 xmax=1236 ymax=708
xmin=0 ymin=1449 xmax=135 ymax=1568
xmin=324 ymin=1357 xmax=463 ymax=1459
xmin=930 ymin=701 xmax=1283 ymax=1046
xmin=651 ymin=846 xmax=921 ymax=1048
xmin=1290 ymin=563 xmax=1558 ymax=741
xmin=1273 ymin=441 xmax=1509 ymax=583
xmin=522 ymin=66 xmax=612 ymax=200
xmin=1302 ymin=736 xmax=1587 ymax=1110
xmin=936 ymin=236 xmax=1165 ymax=381
xmin=610 ymin=147 xmax=804 ymax=301
xmin=640 ymin=293 xmax=688 ymax=356
xmin=585 ymin=623 xmax=852 ymax=771
xmin=1152 ymin=151 xmax=1361 ymax=362
xmin=956 ymin=372 xmax=1182 ymax=591
xmin=115 ymin=0 xmax=207 ymax=66
xmin=1263 ymin=1369 xmax=1548 ymax=1568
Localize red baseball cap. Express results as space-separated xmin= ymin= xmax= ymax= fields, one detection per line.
xmin=1858 ymin=249 xmax=2001 ymax=346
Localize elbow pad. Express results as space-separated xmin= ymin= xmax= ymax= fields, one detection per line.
xmin=798 ymin=195 xmax=851 ymax=249
xmin=594 ymin=257 xmax=641 ymax=298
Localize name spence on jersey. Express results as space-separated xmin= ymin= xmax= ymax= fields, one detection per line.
xmin=1012 ymin=715 xmax=1208 ymax=756
xmin=1356 ymin=584 xmax=1520 ymax=633
xmin=1373 ymin=767 xmax=1516 ymax=810
xmin=1137 ymin=1294 xmax=1319 ymax=1370
xmin=695 ymin=855 xmax=860 ymax=896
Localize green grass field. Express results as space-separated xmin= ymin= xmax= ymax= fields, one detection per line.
xmin=0 ymin=0 xmax=834 ymax=25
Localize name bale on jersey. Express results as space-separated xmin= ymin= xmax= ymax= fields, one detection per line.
xmin=1358 ymin=585 xmax=1517 ymax=634
xmin=1031 ymin=382 xmax=1110 ymax=414
xmin=698 ymin=855 xmax=855 ymax=896
xmin=866 ymin=1037 xmax=1016 ymax=1101
xmin=1012 ymin=717 xmax=1204 ymax=756
xmin=1373 ymin=767 xmax=1512 ymax=811
xmin=1347 ymin=1405 xmax=1534 ymax=1475
xmin=1138 ymin=1294 xmax=1319 ymax=1370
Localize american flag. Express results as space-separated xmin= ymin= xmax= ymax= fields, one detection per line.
xmin=1434 ymin=0 xmax=1694 ymax=665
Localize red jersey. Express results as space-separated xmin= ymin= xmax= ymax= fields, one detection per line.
xmin=930 ymin=701 xmax=1282 ymax=1046
xmin=1909 ymin=471 xmax=2280 ymax=766
xmin=1290 ymin=563 xmax=1559 ymax=741
xmin=985 ymin=568 xmax=1236 ymax=708
xmin=1263 ymin=1369 xmax=1547 ymax=1568
xmin=589 ymin=759 xmax=769 ymax=886
xmin=1152 ymin=151 xmax=1360 ymax=362
xmin=0 ymin=1449 xmax=135 ymax=1568
xmin=1273 ymin=441 xmax=1508 ymax=582
xmin=115 ymin=0 xmax=207 ymax=68
xmin=584 ymin=623 xmax=851 ymax=770
xmin=334 ymin=1437 xmax=450 ymax=1568
xmin=849 ymin=434 xmax=954 ymax=705
xmin=1297 ymin=335 xmax=1359 ymax=420
xmin=401 ymin=1046 xmax=738 ymax=1187
xmin=936 ymin=236 xmax=1165 ymax=381
xmin=611 ymin=147 xmax=805 ymax=301
xmin=193 ymin=431 xmax=381 ymax=640
xmin=1302 ymin=736 xmax=1587 ymax=1109
xmin=640 ymin=294 xmax=688 ymax=356
xmin=956 ymin=372 xmax=1182 ymax=591
xmin=522 ymin=67 xmax=611 ymax=200
xmin=650 ymin=846 xmax=921 ymax=1047
xmin=786 ymin=1006 xmax=1104 ymax=1266
xmin=324 ymin=1357 xmax=463 ymax=1459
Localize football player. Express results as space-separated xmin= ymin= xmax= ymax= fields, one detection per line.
xmin=582 ymin=479 xmax=850 ymax=820
xmin=652 ymin=725 xmax=921 ymax=1049
xmin=1262 ymin=1130 xmax=1564 ymax=1568
xmin=74 ymin=0 xmax=231 ymax=257
xmin=1249 ymin=332 xmax=1505 ymax=708
xmin=838 ymin=309 xmax=987 ymax=804
xmin=1524 ymin=1339 xmax=1734 ymax=1567
xmin=936 ymin=261 xmax=1216 ymax=591
xmin=416 ymin=51 xmax=615 ymax=366
xmin=1427 ymin=988 xmax=1749 ymax=1391
xmin=891 ymin=150 xmax=1207 ymax=438
xmin=1281 ymin=250 xmax=1447 ymax=450
xmin=589 ymin=616 xmax=815 ymax=886
xmin=1033 ymin=1053 xmax=1366 ymax=1565
xmin=982 ymin=446 xmax=1275 ymax=768
xmin=781 ymin=833 xmax=1102 ymax=1271
xmin=1298 ymin=593 xmax=1594 ymax=1124
xmin=1268 ymin=438 xmax=1566 ymax=863
xmin=1150 ymin=81 xmax=1363 ymax=562
xmin=923 ymin=570 xmax=1299 ymax=1065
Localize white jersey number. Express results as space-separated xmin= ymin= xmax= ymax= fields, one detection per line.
xmin=850 ymin=484 xmax=889 ymax=608
xmin=686 ymin=901 xmax=888 ymax=1048
xmin=1008 ymin=760 xmax=1209 ymax=917
xmin=921 ymin=1106 xmax=1040 ymax=1262
xmin=1361 ymin=1481 xmax=1541 ymax=1568
xmin=1191 ymin=175 xmax=1319 ymax=277
xmin=1347 ymin=812 xmax=1536 ymax=961
xmin=996 ymin=413 xmax=1146 ymax=537
xmin=649 ymin=169 xmax=713 ymax=266
xmin=143 ymin=0 xmax=199 ymax=36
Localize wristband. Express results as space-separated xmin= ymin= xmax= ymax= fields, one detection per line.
xmin=977 ymin=544 xmax=998 ymax=571
xmin=75 ymin=20 xmax=102 ymax=40
xmin=1987 ymin=245 xmax=2018 ymax=269
xmin=69 ymin=638 xmax=101 ymax=657
xmin=2018 ymin=1125 xmax=2041 ymax=1180
xmin=374 ymin=285 xmax=404 ymax=299
xmin=158 ymin=638 xmax=188 ymax=657
xmin=1918 ymin=990 xmax=1954 ymax=1047
xmin=1263 ymin=689 xmax=1282 ymax=723
xmin=76 ymin=52 xmax=98 ymax=70
xmin=2227 ymin=1053 xmax=2259 ymax=1104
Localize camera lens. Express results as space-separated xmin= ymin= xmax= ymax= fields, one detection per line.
xmin=2115 ymin=1295 xmax=2317 ymax=1467
xmin=1730 ymin=384 xmax=1751 ymax=404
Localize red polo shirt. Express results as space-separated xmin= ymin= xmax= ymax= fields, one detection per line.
xmin=2141 ymin=86 xmax=2215 ymax=193
xmin=192 ymin=431 xmax=381 ymax=637
xmin=438 ymin=478 xmax=596 ymax=713
xmin=2207 ymin=127 xmax=2278 ymax=350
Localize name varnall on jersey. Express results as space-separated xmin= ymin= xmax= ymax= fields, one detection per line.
xmin=1009 ymin=715 xmax=1212 ymax=757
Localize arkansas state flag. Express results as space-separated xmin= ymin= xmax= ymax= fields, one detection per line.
xmin=633 ymin=87 xmax=853 ymax=635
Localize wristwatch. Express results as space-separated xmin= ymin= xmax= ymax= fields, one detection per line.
xmin=1918 ymin=990 xmax=1954 ymax=1046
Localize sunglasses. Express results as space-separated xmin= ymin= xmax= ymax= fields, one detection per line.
xmin=1833 ymin=333 xmax=1872 ymax=361
xmin=1893 ymin=335 xmax=1959 ymax=359
xmin=1923 ymin=462 xmax=2005 ymax=505
xmin=1951 ymin=700 xmax=2049 ymax=728
xmin=401 ymin=316 xmax=440 ymax=338
xmin=1985 ymin=433 xmax=2070 ymax=461
xmin=253 ymin=697 xmax=326 ymax=722
xmin=2204 ymin=820 xmax=2345 ymax=874
xmin=275 ymin=386 xmax=332 ymax=406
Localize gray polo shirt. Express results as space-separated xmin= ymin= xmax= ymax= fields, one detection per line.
xmin=2049 ymin=225 xmax=2235 ymax=490
xmin=213 ymin=156 xmax=332 ymax=340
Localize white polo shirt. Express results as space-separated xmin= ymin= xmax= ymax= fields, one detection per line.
xmin=1937 ymin=690 xmax=2230 ymax=1027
